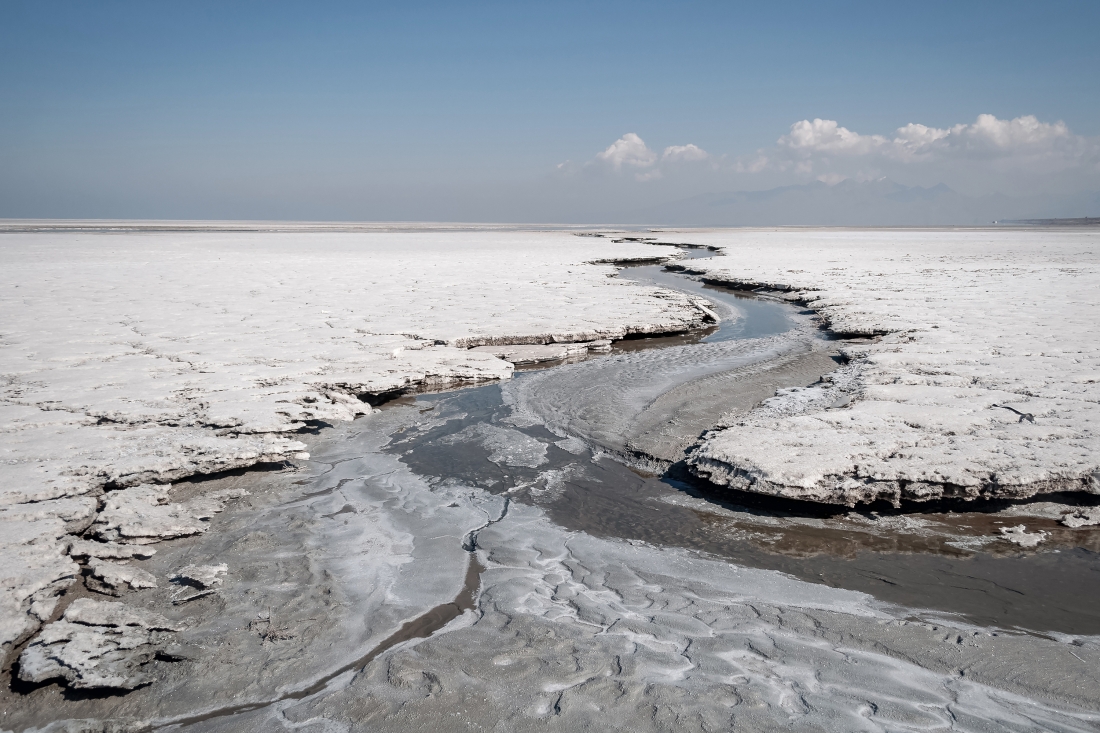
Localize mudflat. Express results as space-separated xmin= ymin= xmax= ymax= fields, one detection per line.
xmin=1 ymin=224 xmax=1098 ymax=732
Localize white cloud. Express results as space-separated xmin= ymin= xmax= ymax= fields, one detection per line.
xmin=890 ymin=123 xmax=952 ymax=152
xmin=776 ymin=114 xmax=1087 ymax=163
xmin=743 ymin=113 xmax=1100 ymax=196
xmin=591 ymin=134 xmax=709 ymax=182
xmin=916 ymin=114 xmax=1075 ymax=158
xmin=596 ymin=133 xmax=657 ymax=169
xmin=662 ymin=143 xmax=709 ymax=162
xmin=779 ymin=119 xmax=888 ymax=155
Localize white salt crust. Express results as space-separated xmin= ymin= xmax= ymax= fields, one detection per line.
xmin=651 ymin=228 xmax=1100 ymax=506
xmin=0 ymin=228 xmax=707 ymax=669
xmin=4 ymin=225 xmax=1099 ymax=722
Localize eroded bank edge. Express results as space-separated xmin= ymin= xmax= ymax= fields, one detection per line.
xmin=660 ymin=261 xmax=1100 ymax=510
xmin=0 ymin=243 xmax=714 ymax=691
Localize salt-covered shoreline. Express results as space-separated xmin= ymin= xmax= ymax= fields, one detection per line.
xmin=648 ymin=228 xmax=1100 ymax=507
xmin=5 ymin=382 xmax=1098 ymax=732
xmin=0 ymin=227 xmax=713 ymax=671
xmin=3 ymin=224 xmax=1099 ymax=732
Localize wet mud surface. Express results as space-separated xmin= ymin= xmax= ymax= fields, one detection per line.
xmin=390 ymin=381 xmax=1100 ymax=635
xmin=387 ymin=260 xmax=1100 ymax=635
xmin=164 ymin=553 xmax=487 ymax=730
xmin=5 ymin=245 xmax=1099 ymax=732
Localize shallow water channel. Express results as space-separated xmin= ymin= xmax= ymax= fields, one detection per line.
xmin=385 ymin=255 xmax=1100 ymax=636
xmin=6 ymin=249 xmax=1100 ymax=732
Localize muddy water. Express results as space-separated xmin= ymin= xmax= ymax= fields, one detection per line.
xmin=386 ymin=259 xmax=1100 ymax=636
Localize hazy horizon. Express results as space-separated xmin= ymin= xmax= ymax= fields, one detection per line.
xmin=2 ymin=1 xmax=1098 ymax=224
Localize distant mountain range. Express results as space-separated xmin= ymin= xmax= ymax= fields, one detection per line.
xmin=634 ymin=179 xmax=1100 ymax=227
xmin=994 ymin=217 xmax=1100 ymax=226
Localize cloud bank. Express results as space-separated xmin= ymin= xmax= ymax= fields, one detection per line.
xmin=540 ymin=114 xmax=1098 ymax=225
xmin=738 ymin=114 xmax=1099 ymax=190
xmin=776 ymin=114 xmax=1087 ymax=162
xmin=580 ymin=114 xmax=1097 ymax=196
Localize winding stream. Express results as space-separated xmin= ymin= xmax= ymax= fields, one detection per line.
xmin=10 ymin=246 xmax=1100 ymax=732
xmin=388 ymin=251 xmax=1100 ymax=635
xmin=157 ymin=247 xmax=1100 ymax=730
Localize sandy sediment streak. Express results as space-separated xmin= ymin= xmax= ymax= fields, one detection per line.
xmin=652 ymin=227 xmax=1100 ymax=506
xmin=0 ymin=228 xmax=710 ymax=669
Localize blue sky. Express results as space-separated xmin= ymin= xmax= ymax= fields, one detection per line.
xmin=2 ymin=1 xmax=1098 ymax=222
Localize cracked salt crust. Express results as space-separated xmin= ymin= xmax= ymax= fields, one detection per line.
xmin=0 ymin=228 xmax=708 ymax=669
xmin=652 ymin=228 xmax=1100 ymax=506
xmin=6 ymin=224 xmax=1099 ymax=719
xmin=272 ymin=503 xmax=1100 ymax=731
xmin=6 ymin=367 xmax=1099 ymax=728
xmin=18 ymin=598 xmax=179 ymax=690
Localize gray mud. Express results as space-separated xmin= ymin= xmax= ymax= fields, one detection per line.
xmin=387 ymin=262 xmax=1100 ymax=635
xmin=5 ymin=252 xmax=1100 ymax=731
xmin=0 ymin=406 xmax=493 ymax=730
xmin=391 ymin=381 xmax=1100 ymax=635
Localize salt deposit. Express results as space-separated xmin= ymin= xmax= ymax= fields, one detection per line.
xmin=3 ymin=224 xmax=1098 ymax=731
xmin=999 ymin=524 xmax=1048 ymax=548
xmin=0 ymin=226 xmax=707 ymax=673
xmin=1062 ymin=506 xmax=1100 ymax=527
xmin=18 ymin=599 xmax=179 ymax=690
xmin=85 ymin=559 xmax=158 ymax=595
xmin=650 ymin=228 xmax=1100 ymax=506
xmin=171 ymin=564 xmax=228 ymax=590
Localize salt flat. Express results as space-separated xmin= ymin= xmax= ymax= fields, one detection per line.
xmin=652 ymin=228 xmax=1100 ymax=507
xmin=6 ymin=393 xmax=1096 ymax=732
xmin=2 ymin=224 xmax=1099 ymax=732
xmin=0 ymin=227 xmax=710 ymax=671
